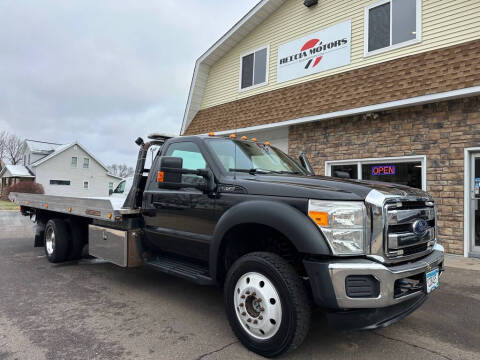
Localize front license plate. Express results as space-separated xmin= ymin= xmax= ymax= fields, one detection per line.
xmin=426 ymin=268 xmax=440 ymax=293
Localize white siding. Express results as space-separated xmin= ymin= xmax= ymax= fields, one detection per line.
xmin=34 ymin=145 xmax=120 ymax=197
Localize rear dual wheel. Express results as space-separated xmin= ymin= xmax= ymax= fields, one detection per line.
xmin=44 ymin=219 xmax=85 ymax=263
xmin=224 ymin=252 xmax=311 ymax=358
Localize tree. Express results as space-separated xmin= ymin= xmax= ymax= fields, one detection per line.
xmin=0 ymin=132 xmax=23 ymax=165
xmin=108 ymin=163 xmax=134 ymax=178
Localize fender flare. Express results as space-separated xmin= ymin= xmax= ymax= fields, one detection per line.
xmin=209 ymin=200 xmax=331 ymax=280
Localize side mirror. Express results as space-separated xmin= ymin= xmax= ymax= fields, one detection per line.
xmin=299 ymin=152 xmax=315 ymax=176
xmin=109 ymin=189 xmax=113 ymax=196
xmin=158 ymin=156 xmax=216 ymax=193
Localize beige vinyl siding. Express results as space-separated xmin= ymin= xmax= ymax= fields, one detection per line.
xmin=201 ymin=0 xmax=480 ymax=110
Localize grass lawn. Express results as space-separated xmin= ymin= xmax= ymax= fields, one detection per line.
xmin=0 ymin=200 xmax=19 ymax=210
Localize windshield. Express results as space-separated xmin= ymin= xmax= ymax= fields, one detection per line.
xmin=113 ymin=180 xmax=126 ymax=194
xmin=207 ymin=139 xmax=306 ymax=175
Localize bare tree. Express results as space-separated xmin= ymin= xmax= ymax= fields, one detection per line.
xmin=0 ymin=130 xmax=6 ymax=163
xmin=4 ymin=133 xmax=23 ymax=165
xmin=108 ymin=163 xmax=134 ymax=178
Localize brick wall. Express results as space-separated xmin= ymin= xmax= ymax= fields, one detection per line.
xmin=186 ymin=40 xmax=480 ymax=135
xmin=289 ymin=96 xmax=480 ymax=254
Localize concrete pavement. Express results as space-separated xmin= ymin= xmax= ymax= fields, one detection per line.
xmin=0 ymin=210 xmax=479 ymax=360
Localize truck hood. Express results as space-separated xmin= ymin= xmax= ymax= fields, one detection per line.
xmin=235 ymin=174 xmax=430 ymax=201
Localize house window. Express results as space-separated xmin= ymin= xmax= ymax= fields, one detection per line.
xmin=240 ymin=46 xmax=268 ymax=90
xmin=50 ymin=180 xmax=71 ymax=185
xmin=83 ymin=158 xmax=89 ymax=168
xmin=365 ymin=0 xmax=421 ymax=56
xmin=108 ymin=182 xmax=113 ymax=189
xmin=326 ymin=155 xmax=426 ymax=190
xmin=71 ymin=157 xmax=77 ymax=168
xmin=83 ymin=181 xmax=89 ymax=189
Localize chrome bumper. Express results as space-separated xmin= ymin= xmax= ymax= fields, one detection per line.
xmin=328 ymin=244 xmax=444 ymax=309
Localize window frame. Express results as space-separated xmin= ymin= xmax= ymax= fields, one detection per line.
xmin=238 ymin=44 xmax=270 ymax=92
xmin=49 ymin=180 xmax=71 ymax=186
xmin=83 ymin=157 xmax=89 ymax=169
xmin=83 ymin=180 xmax=89 ymax=190
xmin=325 ymin=155 xmax=427 ymax=191
xmin=364 ymin=0 xmax=422 ymax=57
xmin=71 ymin=156 xmax=77 ymax=168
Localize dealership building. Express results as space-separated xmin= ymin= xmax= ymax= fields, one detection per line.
xmin=182 ymin=0 xmax=480 ymax=257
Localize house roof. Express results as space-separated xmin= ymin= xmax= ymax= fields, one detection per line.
xmin=181 ymin=0 xmax=287 ymax=134
xmin=30 ymin=142 xmax=112 ymax=174
xmin=0 ymin=165 xmax=35 ymax=178
xmin=25 ymin=139 xmax=63 ymax=154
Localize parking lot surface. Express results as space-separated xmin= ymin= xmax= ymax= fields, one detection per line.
xmin=0 ymin=210 xmax=479 ymax=360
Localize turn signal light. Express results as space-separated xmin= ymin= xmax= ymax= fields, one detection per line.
xmin=308 ymin=211 xmax=329 ymax=226
xmin=157 ymin=171 xmax=165 ymax=183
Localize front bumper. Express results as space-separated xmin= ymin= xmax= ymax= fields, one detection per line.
xmin=304 ymin=244 xmax=444 ymax=310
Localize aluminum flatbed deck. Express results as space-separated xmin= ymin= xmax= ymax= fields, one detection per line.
xmin=9 ymin=192 xmax=140 ymax=222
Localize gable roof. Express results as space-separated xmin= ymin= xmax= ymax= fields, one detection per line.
xmin=25 ymin=139 xmax=63 ymax=154
xmin=0 ymin=165 xmax=35 ymax=178
xmin=30 ymin=142 xmax=112 ymax=174
xmin=181 ymin=0 xmax=287 ymax=134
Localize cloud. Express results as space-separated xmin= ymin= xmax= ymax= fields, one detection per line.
xmin=0 ymin=0 xmax=259 ymax=165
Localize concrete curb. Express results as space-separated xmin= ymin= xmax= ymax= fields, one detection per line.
xmin=444 ymin=254 xmax=480 ymax=271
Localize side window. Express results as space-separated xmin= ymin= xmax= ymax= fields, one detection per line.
xmin=164 ymin=142 xmax=207 ymax=187
xmin=165 ymin=142 xmax=206 ymax=170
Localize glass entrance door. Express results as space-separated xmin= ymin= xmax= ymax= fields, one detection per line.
xmin=470 ymin=154 xmax=480 ymax=254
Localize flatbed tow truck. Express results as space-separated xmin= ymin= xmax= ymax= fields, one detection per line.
xmin=10 ymin=133 xmax=444 ymax=357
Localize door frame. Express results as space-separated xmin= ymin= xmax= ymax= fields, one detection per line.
xmin=463 ymin=147 xmax=480 ymax=258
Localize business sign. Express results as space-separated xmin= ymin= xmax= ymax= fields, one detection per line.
xmin=371 ymin=165 xmax=396 ymax=176
xmin=276 ymin=20 xmax=351 ymax=83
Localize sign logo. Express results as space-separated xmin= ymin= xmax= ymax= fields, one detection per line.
xmin=371 ymin=165 xmax=396 ymax=176
xmin=277 ymin=20 xmax=351 ymax=83
xmin=412 ymin=219 xmax=429 ymax=236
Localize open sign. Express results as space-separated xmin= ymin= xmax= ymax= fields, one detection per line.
xmin=371 ymin=165 xmax=396 ymax=176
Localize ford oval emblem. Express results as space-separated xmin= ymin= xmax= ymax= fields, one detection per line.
xmin=412 ymin=219 xmax=429 ymax=235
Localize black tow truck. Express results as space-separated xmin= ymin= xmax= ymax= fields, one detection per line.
xmin=11 ymin=133 xmax=444 ymax=357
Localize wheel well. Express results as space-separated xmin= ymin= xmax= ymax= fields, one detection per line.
xmin=217 ymin=223 xmax=306 ymax=283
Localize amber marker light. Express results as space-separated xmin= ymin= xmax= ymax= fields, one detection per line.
xmin=25 ymin=201 xmax=29 ymax=205
xmin=107 ymin=213 xmax=112 ymax=219
xmin=251 ymin=138 xmax=257 ymax=142
xmin=265 ymin=141 xmax=271 ymax=146
xmin=45 ymin=203 xmax=48 ymax=209
xmin=68 ymin=207 xmax=72 ymax=213
xmin=241 ymin=136 xmax=248 ymax=140
xmin=157 ymin=171 xmax=165 ymax=183
xmin=308 ymin=211 xmax=329 ymax=227
xmin=229 ymin=133 xmax=237 ymax=139
xmin=208 ymin=132 xmax=215 ymax=136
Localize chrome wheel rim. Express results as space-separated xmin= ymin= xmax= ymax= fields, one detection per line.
xmin=45 ymin=226 xmax=55 ymax=256
xmin=234 ymin=272 xmax=282 ymax=340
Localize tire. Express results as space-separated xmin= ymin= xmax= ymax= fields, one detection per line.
xmin=67 ymin=220 xmax=86 ymax=260
xmin=224 ymin=252 xmax=311 ymax=357
xmin=44 ymin=219 xmax=70 ymax=263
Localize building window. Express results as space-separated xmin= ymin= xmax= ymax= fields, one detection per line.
xmin=108 ymin=182 xmax=113 ymax=189
xmin=83 ymin=181 xmax=89 ymax=189
xmin=240 ymin=46 xmax=268 ymax=90
xmin=83 ymin=158 xmax=89 ymax=168
xmin=71 ymin=157 xmax=77 ymax=168
xmin=365 ymin=0 xmax=421 ymax=56
xmin=326 ymin=155 xmax=426 ymax=190
xmin=50 ymin=180 xmax=71 ymax=185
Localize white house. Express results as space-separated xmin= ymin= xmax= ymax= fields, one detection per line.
xmin=0 ymin=140 xmax=122 ymax=197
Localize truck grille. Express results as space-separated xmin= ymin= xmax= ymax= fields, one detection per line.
xmin=384 ymin=201 xmax=436 ymax=259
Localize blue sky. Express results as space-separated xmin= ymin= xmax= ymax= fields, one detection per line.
xmin=0 ymin=0 xmax=259 ymax=166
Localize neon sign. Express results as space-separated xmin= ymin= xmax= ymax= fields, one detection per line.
xmin=371 ymin=165 xmax=396 ymax=176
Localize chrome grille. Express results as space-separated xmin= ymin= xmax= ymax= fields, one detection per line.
xmin=384 ymin=202 xmax=436 ymax=258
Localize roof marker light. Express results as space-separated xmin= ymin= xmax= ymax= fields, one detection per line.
xmin=251 ymin=138 xmax=257 ymax=142
xmin=45 ymin=203 xmax=48 ymax=208
xmin=107 ymin=212 xmax=112 ymax=219
xmin=241 ymin=136 xmax=247 ymax=140
xmin=208 ymin=132 xmax=215 ymax=136
xmin=230 ymin=134 xmax=237 ymax=139
xmin=265 ymin=141 xmax=271 ymax=146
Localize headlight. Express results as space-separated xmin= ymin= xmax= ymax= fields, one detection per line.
xmin=308 ymin=200 xmax=367 ymax=255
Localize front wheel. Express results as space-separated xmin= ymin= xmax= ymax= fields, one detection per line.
xmin=224 ymin=252 xmax=311 ymax=357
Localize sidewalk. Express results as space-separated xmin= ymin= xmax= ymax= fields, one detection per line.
xmin=445 ymin=254 xmax=480 ymax=271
